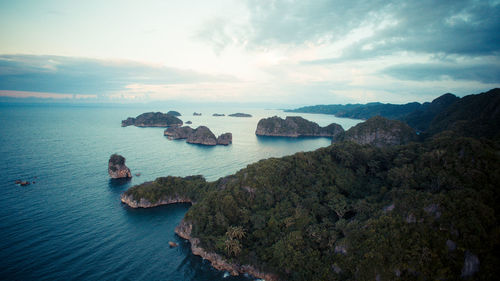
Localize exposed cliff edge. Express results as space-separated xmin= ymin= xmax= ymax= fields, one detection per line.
xmin=121 ymin=112 xmax=183 ymax=127
xmin=335 ymin=116 xmax=417 ymax=147
xmin=108 ymin=154 xmax=132 ymax=179
xmin=175 ymin=220 xmax=280 ymax=281
xmin=164 ymin=126 xmax=232 ymax=146
xmin=120 ymin=193 xmax=192 ymax=208
xmin=255 ymin=116 xmax=344 ymax=138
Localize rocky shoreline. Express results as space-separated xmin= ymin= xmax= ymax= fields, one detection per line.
xmin=120 ymin=194 xmax=193 ymax=208
xmin=175 ymin=220 xmax=280 ymax=281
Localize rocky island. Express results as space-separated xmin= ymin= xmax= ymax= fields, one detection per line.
xmin=228 ymin=113 xmax=252 ymax=117
xmin=193 ymin=112 xmax=202 ymax=116
xmin=335 ymin=115 xmax=417 ymax=147
xmin=121 ymin=112 xmax=183 ymax=127
xmin=108 ymin=154 xmax=132 ymax=179
xmin=164 ymin=126 xmax=232 ymax=146
xmin=212 ymin=113 xmax=225 ymax=117
xmin=255 ymin=116 xmax=344 ymax=138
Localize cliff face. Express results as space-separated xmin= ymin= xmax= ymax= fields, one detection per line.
xmin=108 ymin=154 xmax=132 ymax=179
xmin=337 ymin=116 xmax=417 ymax=147
xmin=217 ymin=133 xmax=232 ymax=145
xmin=165 ymin=126 xmax=231 ymax=146
xmin=120 ymin=194 xmax=192 ymax=208
xmin=121 ymin=112 xmax=183 ymax=127
xmin=164 ymin=126 xmax=194 ymax=140
xmin=255 ymin=116 xmax=344 ymax=138
xmin=187 ymin=126 xmax=217 ymax=145
xmin=175 ymin=220 xmax=280 ymax=281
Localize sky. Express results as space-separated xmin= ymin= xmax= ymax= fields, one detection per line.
xmin=0 ymin=0 xmax=499 ymax=106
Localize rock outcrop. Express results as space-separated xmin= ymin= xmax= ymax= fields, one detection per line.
xmin=164 ymin=126 xmax=232 ymax=146
xmin=121 ymin=112 xmax=183 ymax=127
xmin=120 ymin=193 xmax=192 ymax=208
xmin=217 ymin=133 xmax=232 ymax=145
xmin=164 ymin=126 xmax=194 ymax=140
xmin=255 ymin=116 xmax=344 ymax=138
xmin=187 ymin=126 xmax=217 ymax=145
xmin=175 ymin=220 xmax=280 ymax=281
xmin=229 ymin=113 xmax=252 ymax=117
xmin=335 ymin=116 xmax=417 ymax=147
xmin=108 ymin=154 xmax=132 ymax=179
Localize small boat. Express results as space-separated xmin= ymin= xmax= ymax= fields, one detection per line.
xmin=20 ymin=181 xmax=30 ymax=186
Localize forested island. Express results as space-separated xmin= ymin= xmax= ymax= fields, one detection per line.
xmin=121 ymin=88 xmax=499 ymax=280
xmin=164 ymin=126 xmax=232 ymax=146
xmin=255 ymin=116 xmax=344 ymax=138
xmin=121 ymin=112 xmax=183 ymax=127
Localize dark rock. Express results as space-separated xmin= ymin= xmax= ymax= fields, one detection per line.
xmin=186 ymin=121 xmax=192 ymax=124
xmin=167 ymin=110 xmax=181 ymax=116
xmin=193 ymin=112 xmax=202 ymax=116
xmin=121 ymin=112 xmax=183 ymax=127
xmin=108 ymin=154 xmax=132 ymax=179
xmin=217 ymin=133 xmax=232 ymax=145
xmin=213 ymin=113 xmax=225 ymax=117
xmin=255 ymin=116 xmax=344 ymax=138
xmin=228 ymin=113 xmax=252 ymax=117
xmin=187 ymin=126 xmax=217 ymax=145
xmin=336 ymin=116 xmax=417 ymax=147
xmin=461 ymin=250 xmax=480 ymax=278
xmin=164 ymin=126 xmax=194 ymax=140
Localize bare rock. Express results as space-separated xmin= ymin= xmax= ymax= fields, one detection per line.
xmin=164 ymin=126 xmax=194 ymax=140
xmin=108 ymin=154 xmax=132 ymax=179
xmin=187 ymin=126 xmax=217 ymax=146
xmin=217 ymin=133 xmax=232 ymax=145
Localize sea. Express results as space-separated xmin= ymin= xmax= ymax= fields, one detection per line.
xmin=0 ymin=103 xmax=361 ymax=281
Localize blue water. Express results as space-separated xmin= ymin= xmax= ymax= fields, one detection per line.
xmin=0 ymin=104 xmax=361 ymax=280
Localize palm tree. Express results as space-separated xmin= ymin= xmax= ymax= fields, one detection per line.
xmin=226 ymin=226 xmax=245 ymax=240
xmin=224 ymin=238 xmax=242 ymax=256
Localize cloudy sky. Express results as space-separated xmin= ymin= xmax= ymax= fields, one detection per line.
xmin=0 ymin=0 xmax=499 ymax=105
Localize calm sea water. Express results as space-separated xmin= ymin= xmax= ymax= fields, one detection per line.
xmin=0 ymin=104 xmax=361 ymax=281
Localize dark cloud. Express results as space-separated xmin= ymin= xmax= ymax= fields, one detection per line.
xmin=0 ymin=55 xmax=236 ymax=95
xmin=208 ymin=0 xmax=500 ymax=58
xmin=382 ymin=62 xmax=500 ymax=83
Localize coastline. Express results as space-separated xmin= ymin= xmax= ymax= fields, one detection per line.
xmin=120 ymin=194 xmax=193 ymax=208
xmin=121 ymin=194 xmax=280 ymax=280
xmin=175 ymin=220 xmax=280 ymax=281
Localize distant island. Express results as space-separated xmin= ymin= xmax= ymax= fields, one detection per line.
xmin=166 ymin=110 xmax=181 ymax=117
xmin=255 ymin=116 xmax=344 ymax=139
xmin=212 ymin=113 xmax=225 ymax=117
xmin=121 ymin=112 xmax=183 ymax=127
xmin=286 ymin=92 xmax=460 ymax=132
xmin=193 ymin=112 xmax=202 ymax=116
xmin=228 ymin=113 xmax=252 ymax=117
xmin=164 ymin=126 xmax=232 ymax=146
xmin=122 ymin=88 xmax=500 ymax=281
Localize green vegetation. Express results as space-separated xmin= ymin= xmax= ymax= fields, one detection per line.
xmin=124 ymin=175 xmax=209 ymax=204
xmin=123 ymin=89 xmax=500 ymax=280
